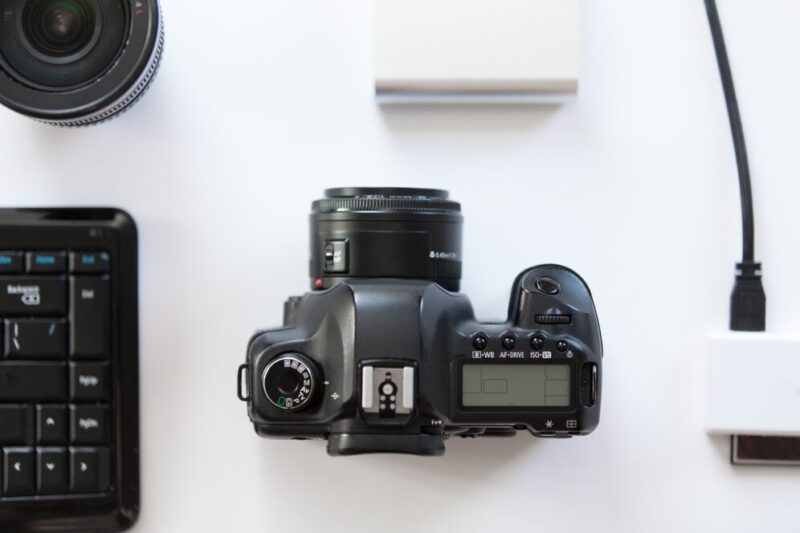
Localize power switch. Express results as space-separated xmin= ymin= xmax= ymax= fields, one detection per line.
xmin=580 ymin=363 xmax=597 ymax=408
xmin=323 ymin=240 xmax=348 ymax=274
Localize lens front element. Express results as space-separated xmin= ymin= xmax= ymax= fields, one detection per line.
xmin=25 ymin=0 xmax=97 ymax=59
xmin=0 ymin=0 xmax=125 ymax=89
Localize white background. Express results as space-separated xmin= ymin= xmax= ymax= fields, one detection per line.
xmin=2 ymin=0 xmax=799 ymax=531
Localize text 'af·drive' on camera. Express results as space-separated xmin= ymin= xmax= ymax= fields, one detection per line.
xmin=238 ymin=188 xmax=603 ymax=456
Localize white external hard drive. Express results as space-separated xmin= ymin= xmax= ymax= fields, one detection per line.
xmin=374 ymin=0 xmax=580 ymax=103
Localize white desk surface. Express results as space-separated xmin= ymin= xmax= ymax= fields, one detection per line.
xmin=2 ymin=1 xmax=799 ymax=531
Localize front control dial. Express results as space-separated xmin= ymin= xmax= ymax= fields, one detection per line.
xmin=262 ymin=353 xmax=320 ymax=411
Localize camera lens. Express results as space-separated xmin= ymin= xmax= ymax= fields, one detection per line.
xmin=311 ymin=187 xmax=463 ymax=291
xmin=0 ymin=0 xmax=164 ymax=125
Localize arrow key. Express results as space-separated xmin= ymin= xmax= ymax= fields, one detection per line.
xmin=37 ymin=447 xmax=68 ymax=495
xmin=70 ymin=447 xmax=110 ymax=494
xmin=37 ymin=404 xmax=67 ymax=445
xmin=3 ymin=447 xmax=34 ymax=496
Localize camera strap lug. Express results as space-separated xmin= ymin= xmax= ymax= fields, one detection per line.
xmin=237 ymin=364 xmax=251 ymax=401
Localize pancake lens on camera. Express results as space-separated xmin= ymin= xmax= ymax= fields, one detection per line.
xmin=311 ymin=188 xmax=464 ymax=292
xmin=0 ymin=0 xmax=164 ymax=126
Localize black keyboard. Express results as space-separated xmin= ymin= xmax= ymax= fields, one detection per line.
xmin=0 ymin=209 xmax=139 ymax=533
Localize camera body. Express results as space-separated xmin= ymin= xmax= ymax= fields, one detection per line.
xmin=239 ymin=188 xmax=603 ymax=456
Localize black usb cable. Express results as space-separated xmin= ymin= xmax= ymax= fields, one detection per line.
xmin=704 ymin=0 xmax=766 ymax=332
xmin=704 ymin=0 xmax=800 ymax=466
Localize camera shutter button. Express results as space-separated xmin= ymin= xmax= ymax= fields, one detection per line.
xmin=535 ymin=277 xmax=561 ymax=295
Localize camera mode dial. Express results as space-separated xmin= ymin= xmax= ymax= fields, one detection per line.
xmin=263 ymin=353 xmax=320 ymax=412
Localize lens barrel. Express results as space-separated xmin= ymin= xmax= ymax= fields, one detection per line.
xmin=0 ymin=0 xmax=164 ymax=126
xmin=310 ymin=187 xmax=464 ymax=292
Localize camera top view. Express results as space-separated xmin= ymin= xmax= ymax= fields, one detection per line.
xmin=238 ymin=188 xmax=603 ymax=455
xmin=0 ymin=0 xmax=163 ymax=126
xmin=2 ymin=0 xmax=799 ymax=530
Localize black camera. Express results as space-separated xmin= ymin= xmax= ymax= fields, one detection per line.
xmin=238 ymin=188 xmax=603 ymax=456
xmin=0 ymin=0 xmax=163 ymax=125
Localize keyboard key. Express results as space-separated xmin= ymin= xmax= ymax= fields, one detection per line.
xmin=0 ymin=252 xmax=24 ymax=274
xmin=4 ymin=319 xmax=67 ymax=359
xmin=69 ymin=276 xmax=110 ymax=360
xmin=0 ymin=276 xmax=66 ymax=316
xmin=70 ymin=251 xmax=110 ymax=274
xmin=26 ymin=251 xmax=67 ymax=274
xmin=3 ymin=447 xmax=35 ymax=496
xmin=70 ymin=447 xmax=110 ymax=494
xmin=37 ymin=448 xmax=69 ymax=495
xmin=0 ymin=404 xmax=33 ymax=445
xmin=37 ymin=405 xmax=68 ymax=445
xmin=70 ymin=362 xmax=110 ymax=401
xmin=0 ymin=362 xmax=67 ymax=401
xmin=70 ymin=405 xmax=110 ymax=444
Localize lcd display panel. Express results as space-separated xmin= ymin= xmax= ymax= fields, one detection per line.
xmin=462 ymin=364 xmax=570 ymax=407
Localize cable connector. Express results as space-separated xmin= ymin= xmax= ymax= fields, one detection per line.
xmin=729 ymin=262 xmax=766 ymax=332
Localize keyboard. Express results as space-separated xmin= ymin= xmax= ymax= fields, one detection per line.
xmin=0 ymin=209 xmax=139 ymax=533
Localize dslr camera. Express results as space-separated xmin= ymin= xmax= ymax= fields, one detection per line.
xmin=238 ymin=188 xmax=603 ymax=456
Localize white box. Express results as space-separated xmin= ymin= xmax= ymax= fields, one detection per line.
xmin=374 ymin=0 xmax=579 ymax=103
xmin=706 ymin=333 xmax=800 ymax=437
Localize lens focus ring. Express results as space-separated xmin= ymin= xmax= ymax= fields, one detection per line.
xmin=313 ymin=188 xmax=461 ymax=214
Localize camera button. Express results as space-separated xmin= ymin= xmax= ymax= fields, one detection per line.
xmin=501 ymin=336 xmax=516 ymax=350
xmin=472 ymin=335 xmax=488 ymax=350
xmin=530 ymin=336 xmax=545 ymax=350
xmin=535 ymin=277 xmax=561 ymax=295
xmin=556 ymin=340 xmax=569 ymax=352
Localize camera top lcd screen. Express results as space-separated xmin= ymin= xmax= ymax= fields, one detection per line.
xmin=462 ymin=364 xmax=570 ymax=407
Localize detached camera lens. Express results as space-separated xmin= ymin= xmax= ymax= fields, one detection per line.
xmin=0 ymin=0 xmax=164 ymax=126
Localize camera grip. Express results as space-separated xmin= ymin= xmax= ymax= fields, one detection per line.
xmin=508 ymin=264 xmax=598 ymax=331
